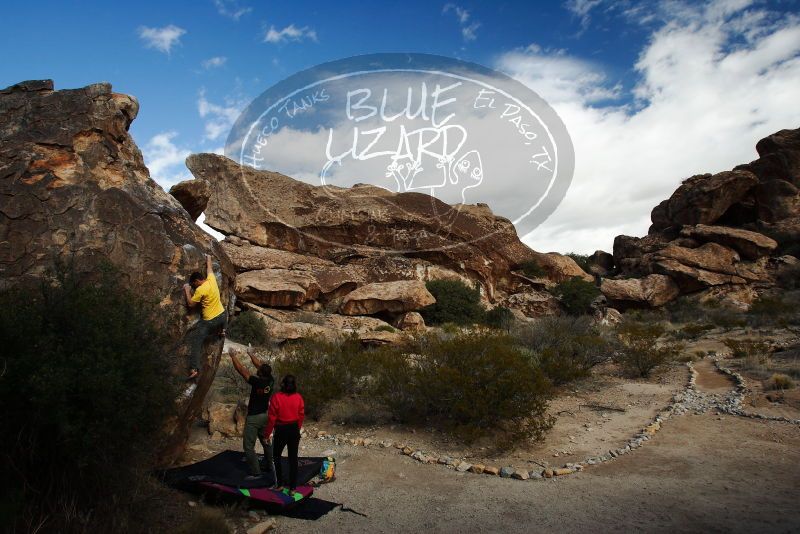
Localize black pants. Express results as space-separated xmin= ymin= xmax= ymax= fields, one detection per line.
xmin=272 ymin=422 xmax=300 ymax=489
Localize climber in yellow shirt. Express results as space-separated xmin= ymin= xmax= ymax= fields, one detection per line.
xmin=183 ymin=254 xmax=227 ymax=380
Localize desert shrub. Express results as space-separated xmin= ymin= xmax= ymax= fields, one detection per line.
xmin=0 ymin=265 xmax=175 ymax=533
xmin=421 ymin=280 xmax=485 ymax=326
xmin=373 ymin=324 xmax=396 ymax=333
xmin=484 ymin=306 xmax=514 ymax=331
xmin=273 ymin=335 xmax=371 ymax=419
xmin=227 ymin=310 xmax=270 ymax=346
xmin=765 ymin=373 xmax=795 ymax=391
xmin=514 ymin=316 xmax=614 ymax=384
xmin=723 ymin=338 xmax=770 ymax=361
xmin=705 ymin=306 xmax=746 ymax=329
xmin=671 ymin=322 xmax=715 ymax=340
xmin=550 ymin=276 xmax=600 ymax=316
xmin=520 ymin=259 xmax=547 ymax=278
xmin=665 ymin=297 xmax=707 ymax=323
xmin=776 ymin=263 xmax=800 ymax=289
xmin=566 ymin=252 xmax=591 ymax=272
xmin=747 ymin=294 xmax=798 ymax=327
xmin=372 ymin=332 xmax=553 ymax=443
xmin=614 ymin=319 xmax=681 ymax=377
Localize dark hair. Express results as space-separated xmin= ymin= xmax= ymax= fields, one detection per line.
xmin=189 ymin=272 xmax=204 ymax=284
xmin=257 ymin=363 xmax=272 ymax=379
xmin=280 ymin=374 xmax=297 ymax=394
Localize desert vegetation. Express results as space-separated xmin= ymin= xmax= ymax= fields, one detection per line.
xmin=0 ymin=265 xmax=175 ymax=533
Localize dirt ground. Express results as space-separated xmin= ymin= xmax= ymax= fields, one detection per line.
xmin=281 ymin=412 xmax=800 ymax=533
xmin=178 ymin=338 xmax=800 ymax=533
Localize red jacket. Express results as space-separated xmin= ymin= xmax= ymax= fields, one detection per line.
xmin=264 ymin=392 xmax=305 ymax=438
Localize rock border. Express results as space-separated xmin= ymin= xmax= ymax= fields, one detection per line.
xmin=311 ymin=352 xmax=799 ymax=481
xmin=711 ymin=355 xmax=800 ymax=425
xmin=311 ymin=363 xmax=697 ymax=481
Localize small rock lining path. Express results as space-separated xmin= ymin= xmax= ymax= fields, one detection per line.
xmin=308 ymin=354 xmax=800 ymax=483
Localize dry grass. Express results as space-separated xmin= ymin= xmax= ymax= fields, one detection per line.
xmin=765 ymin=373 xmax=796 ymax=391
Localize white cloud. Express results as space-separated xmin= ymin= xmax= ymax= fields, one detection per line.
xmin=138 ymin=24 xmax=186 ymax=55
xmin=201 ymin=56 xmax=227 ymax=69
xmin=497 ymin=0 xmax=800 ymax=254
xmin=564 ymin=0 xmax=603 ymax=29
xmin=213 ymin=0 xmax=251 ymax=20
xmin=443 ymin=3 xmax=480 ymax=41
xmin=197 ymin=89 xmax=248 ymax=141
xmin=263 ymin=24 xmax=317 ymax=44
xmin=142 ymin=131 xmax=192 ymax=188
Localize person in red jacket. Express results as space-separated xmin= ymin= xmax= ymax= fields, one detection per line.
xmin=264 ymin=374 xmax=305 ymax=493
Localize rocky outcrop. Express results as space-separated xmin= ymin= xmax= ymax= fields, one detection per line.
xmin=500 ymin=290 xmax=562 ymax=317
xmin=339 ymin=280 xmax=435 ymax=316
xmin=235 ymin=269 xmax=320 ymax=308
xmin=393 ymin=311 xmax=426 ymax=332
xmin=648 ymin=170 xmax=758 ymax=233
xmin=241 ymin=302 xmax=407 ymax=344
xmin=169 ymin=178 xmax=210 ymax=221
xmin=605 ymin=128 xmax=800 ymax=308
xmin=186 ymin=153 xmax=589 ymax=303
xmin=679 ymin=225 xmax=777 ymax=260
xmin=0 ymin=80 xmax=235 ymax=464
xmin=600 ymin=275 xmax=680 ymax=308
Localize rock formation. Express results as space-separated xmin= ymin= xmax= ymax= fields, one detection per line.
xmin=175 ymin=153 xmax=593 ymax=332
xmin=602 ymin=128 xmax=800 ymax=309
xmin=0 ymin=80 xmax=235 ymax=464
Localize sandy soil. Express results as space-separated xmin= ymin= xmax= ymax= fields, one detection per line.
xmin=280 ymin=412 xmax=800 ymax=533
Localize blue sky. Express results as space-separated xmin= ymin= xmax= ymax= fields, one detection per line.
xmin=2 ymin=0 xmax=799 ymax=253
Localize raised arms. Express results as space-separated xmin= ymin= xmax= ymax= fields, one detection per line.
xmin=229 ymin=350 xmax=251 ymax=381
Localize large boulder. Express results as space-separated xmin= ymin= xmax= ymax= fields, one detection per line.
xmin=185 ymin=153 xmax=576 ymax=301
xmin=235 ymin=269 xmax=320 ymax=307
xmin=600 ymin=274 xmax=680 ymax=308
xmin=0 ymin=80 xmax=235 ymax=464
xmin=649 ymin=170 xmax=758 ymax=232
xmin=738 ymin=128 xmax=800 ymax=188
xmin=679 ymin=224 xmax=778 ymax=260
xmin=339 ymin=280 xmax=436 ymax=315
xmin=169 ymin=178 xmax=211 ymax=221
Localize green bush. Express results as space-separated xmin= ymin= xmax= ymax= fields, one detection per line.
xmin=550 ymin=276 xmax=600 ymax=316
xmin=372 ymin=332 xmax=554 ymax=443
xmin=520 ymin=260 xmax=546 ymax=278
xmin=0 ymin=265 xmax=175 ymax=533
xmin=723 ymin=338 xmax=770 ymax=362
xmin=566 ymin=253 xmax=591 ymax=272
xmin=747 ymin=294 xmax=798 ymax=327
xmin=274 ymin=331 xmax=554 ymax=445
xmin=614 ymin=319 xmax=681 ymax=377
xmin=420 ymin=280 xmax=486 ymax=326
xmin=484 ymin=306 xmax=514 ymax=331
xmin=671 ymin=322 xmax=715 ymax=340
xmin=373 ymin=324 xmax=396 ymax=333
xmin=515 ymin=316 xmax=614 ymax=384
xmin=228 ymin=310 xmax=270 ymax=346
xmin=273 ymin=335 xmax=371 ymax=419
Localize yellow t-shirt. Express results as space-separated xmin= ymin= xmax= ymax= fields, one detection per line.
xmin=191 ymin=274 xmax=225 ymax=321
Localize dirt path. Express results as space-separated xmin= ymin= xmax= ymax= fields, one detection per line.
xmin=694 ymin=359 xmax=736 ymax=392
xmin=285 ymin=413 xmax=800 ymax=533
